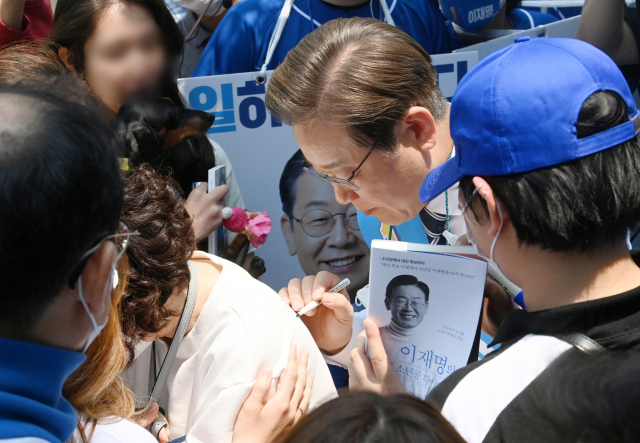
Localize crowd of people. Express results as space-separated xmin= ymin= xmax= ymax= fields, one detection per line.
xmin=2 ymin=0 xmax=640 ymax=442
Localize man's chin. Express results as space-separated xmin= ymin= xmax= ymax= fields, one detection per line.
xmin=363 ymin=207 xmax=414 ymax=226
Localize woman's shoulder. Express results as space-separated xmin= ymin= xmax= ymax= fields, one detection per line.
xmin=85 ymin=418 xmax=157 ymax=443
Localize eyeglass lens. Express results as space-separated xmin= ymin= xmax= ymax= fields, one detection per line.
xmin=300 ymin=208 xmax=360 ymax=237
xmin=393 ymin=298 xmax=426 ymax=310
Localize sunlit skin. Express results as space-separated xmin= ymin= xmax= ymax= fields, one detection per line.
xmin=59 ymin=3 xmax=167 ymax=113
xmin=282 ymin=174 xmax=370 ymax=299
xmin=384 ymin=285 xmax=429 ymax=329
xmin=292 ymin=106 xmax=454 ymax=226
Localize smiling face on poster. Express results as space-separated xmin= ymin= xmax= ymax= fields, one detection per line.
xmin=367 ymin=240 xmax=486 ymax=399
xmin=280 ymin=150 xmax=370 ymax=299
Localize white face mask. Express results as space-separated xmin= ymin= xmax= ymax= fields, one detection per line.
xmin=462 ymin=185 xmax=505 ymax=275
xmin=77 ymin=274 xmax=110 ymax=353
xmin=75 ymin=242 xmax=116 ymax=354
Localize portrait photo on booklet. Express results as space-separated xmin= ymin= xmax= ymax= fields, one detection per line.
xmin=367 ymin=240 xmax=487 ymax=399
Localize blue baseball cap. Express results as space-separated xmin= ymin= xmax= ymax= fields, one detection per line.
xmin=439 ymin=0 xmax=504 ymax=31
xmin=420 ymin=37 xmax=640 ymax=204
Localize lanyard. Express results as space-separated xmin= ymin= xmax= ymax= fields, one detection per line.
xmin=257 ymin=0 xmax=396 ymax=83
xmin=148 ymin=260 xmax=198 ymax=404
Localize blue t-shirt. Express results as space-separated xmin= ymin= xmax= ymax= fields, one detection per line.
xmin=193 ymin=0 xmax=454 ymax=77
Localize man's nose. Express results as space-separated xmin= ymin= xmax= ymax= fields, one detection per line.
xmin=333 ymin=185 xmax=357 ymax=205
xmin=326 ymin=217 xmax=352 ymax=248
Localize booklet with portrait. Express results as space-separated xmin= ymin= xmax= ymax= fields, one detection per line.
xmin=367 ymin=239 xmax=487 ymax=399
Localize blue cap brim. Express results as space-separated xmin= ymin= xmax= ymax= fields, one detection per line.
xmin=419 ymin=158 xmax=466 ymax=204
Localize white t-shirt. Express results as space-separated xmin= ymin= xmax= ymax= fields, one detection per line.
xmin=124 ymin=252 xmax=337 ymax=443
xmin=71 ymin=418 xmax=156 ymax=443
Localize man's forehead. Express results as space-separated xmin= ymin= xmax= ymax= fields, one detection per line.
xmin=293 ymin=122 xmax=360 ymax=170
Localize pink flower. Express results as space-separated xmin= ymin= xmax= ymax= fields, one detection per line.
xmin=247 ymin=212 xmax=271 ymax=248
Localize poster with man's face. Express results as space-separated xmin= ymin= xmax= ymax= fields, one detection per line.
xmin=280 ymin=151 xmax=370 ymax=300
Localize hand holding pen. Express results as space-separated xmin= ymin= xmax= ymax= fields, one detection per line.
xmin=278 ymin=272 xmax=355 ymax=355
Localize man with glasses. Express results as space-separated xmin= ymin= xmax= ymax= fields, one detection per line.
xmin=280 ymin=150 xmax=370 ymax=305
xmin=0 ymin=79 xmax=126 ymax=443
xmin=379 ymin=275 xmax=430 ymax=397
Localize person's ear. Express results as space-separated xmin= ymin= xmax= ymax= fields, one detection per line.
xmin=58 ymin=47 xmax=76 ymax=72
xmin=281 ymin=215 xmax=297 ymax=256
xmin=79 ymin=240 xmax=116 ymax=319
xmin=472 ymin=176 xmax=510 ymax=236
xmin=384 ymin=297 xmax=391 ymax=311
xmin=396 ymin=107 xmax=438 ymax=153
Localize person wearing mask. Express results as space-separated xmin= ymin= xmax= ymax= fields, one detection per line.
xmin=45 ymin=0 xmax=251 ymax=259
xmin=0 ymin=76 xmax=316 ymax=443
xmin=348 ymin=37 xmax=640 ymax=443
xmin=192 ymin=0 xmax=455 ymax=77
xmin=265 ymin=18 xmax=512 ymax=369
xmin=163 ymin=0 xmax=242 ymax=77
xmin=0 ymin=79 xmax=124 ymax=443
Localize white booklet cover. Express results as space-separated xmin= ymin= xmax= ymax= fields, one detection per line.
xmin=367 ymin=240 xmax=487 ymax=399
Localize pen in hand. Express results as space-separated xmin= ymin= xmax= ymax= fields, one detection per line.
xmin=295 ymin=278 xmax=351 ymax=318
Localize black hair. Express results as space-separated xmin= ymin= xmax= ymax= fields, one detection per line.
xmin=0 ymin=79 xmax=124 ymax=334
xmin=279 ymin=149 xmax=307 ymax=221
xmin=532 ymin=350 xmax=640 ymax=443
xmin=282 ymin=392 xmax=466 ymax=443
xmin=385 ymin=275 xmax=430 ymax=303
xmin=460 ymin=91 xmax=640 ymax=254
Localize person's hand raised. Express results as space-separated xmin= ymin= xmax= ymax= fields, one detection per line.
xmin=348 ymin=319 xmax=405 ymax=395
xmin=279 ymin=272 xmax=353 ymax=355
xmin=184 ymin=183 xmax=228 ymax=242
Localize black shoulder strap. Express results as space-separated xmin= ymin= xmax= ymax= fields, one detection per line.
xmin=555 ymin=332 xmax=606 ymax=354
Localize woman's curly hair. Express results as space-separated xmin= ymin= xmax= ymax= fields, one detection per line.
xmin=120 ymin=164 xmax=196 ymax=363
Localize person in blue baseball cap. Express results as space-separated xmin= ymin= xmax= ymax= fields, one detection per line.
xmin=348 ymin=36 xmax=640 ymax=443
xmin=441 ymin=0 xmax=558 ymax=47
